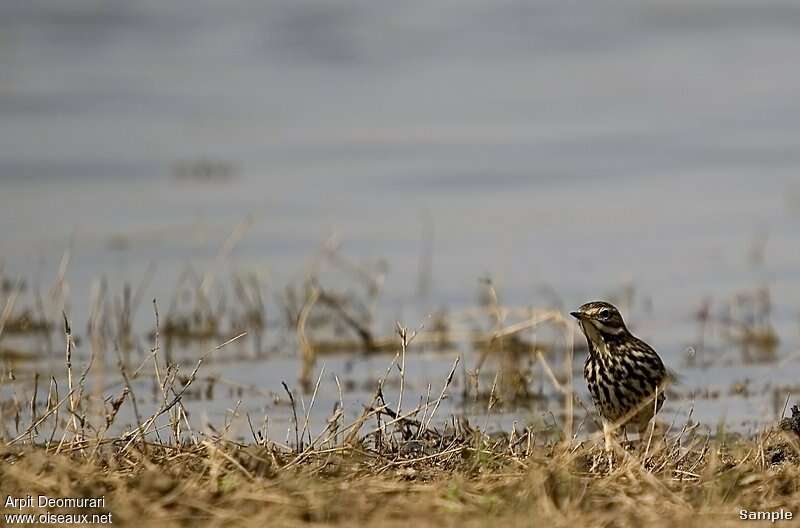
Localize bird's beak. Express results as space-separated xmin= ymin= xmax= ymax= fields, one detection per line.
xmin=569 ymin=311 xmax=583 ymax=320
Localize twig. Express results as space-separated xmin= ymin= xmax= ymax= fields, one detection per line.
xmin=6 ymin=388 xmax=77 ymax=446
xmin=422 ymin=356 xmax=460 ymax=433
xmin=282 ymin=381 xmax=300 ymax=452
xmin=299 ymin=364 xmax=325 ymax=448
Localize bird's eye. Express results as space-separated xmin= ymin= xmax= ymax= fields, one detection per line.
xmin=598 ymin=309 xmax=611 ymax=320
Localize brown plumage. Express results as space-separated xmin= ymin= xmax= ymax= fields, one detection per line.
xmin=571 ymin=301 xmax=668 ymax=451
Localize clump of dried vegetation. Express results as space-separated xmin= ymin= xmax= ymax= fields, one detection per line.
xmin=0 ymin=306 xmax=798 ymax=527
xmin=2 ymin=424 xmax=799 ymax=527
xmin=1 ymin=243 xmax=799 ymax=527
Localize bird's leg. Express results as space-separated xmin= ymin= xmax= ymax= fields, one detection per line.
xmin=602 ymin=420 xmax=611 ymax=451
xmin=603 ymin=420 xmax=614 ymax=472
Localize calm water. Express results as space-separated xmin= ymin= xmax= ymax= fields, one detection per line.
xmin=1 ymin=0 xmax=800 ymax=439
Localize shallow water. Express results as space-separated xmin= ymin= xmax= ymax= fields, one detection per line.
xmin=1 ymin=0 xmax=800 ymax=439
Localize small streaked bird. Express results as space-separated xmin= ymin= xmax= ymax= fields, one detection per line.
xmin=570 ymin=301 xmax=668 ymax=454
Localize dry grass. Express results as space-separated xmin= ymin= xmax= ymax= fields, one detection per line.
xmin=2 ymin=424 xmax=799 ymax=527
xmin=1 ymin=251 xmax=799 ymax=527
xmin=1 ymin=308 xmax=799 ymax=527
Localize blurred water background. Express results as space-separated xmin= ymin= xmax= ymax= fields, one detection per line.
xmin=1 ymin=0 xmax=800 ymax=439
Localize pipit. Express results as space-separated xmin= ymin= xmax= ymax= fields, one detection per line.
xmin=571 ymin=301 xmax=668 ymax=456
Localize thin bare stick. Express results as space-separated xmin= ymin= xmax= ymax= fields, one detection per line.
xmin=396 ymin=323 xmax=409 ymax=416
xmin=299 ymin=363 xmax=325 ymax=447
xmin=6 ymin=388 xmax=77 ymax=446
xmin=282 ymin=381 xmax=300 ymax=452
xmin=115 ymin=344 xmax=146 ymax=455
xmin=643 ymin=386 xmax=659 ymax=463
xmin=396 ymin=320 xmax=426 ymax=418
xmin=62 ymin=313 xmax=79 ymax=440
xmin=422 ymin=356 xmax=460 ymax=432
xmin=29 ymin=373 xmax=39 ymax=442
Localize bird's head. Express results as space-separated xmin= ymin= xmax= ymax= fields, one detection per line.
xmin=570 ymin=301 xmax=628 ymax=337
